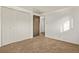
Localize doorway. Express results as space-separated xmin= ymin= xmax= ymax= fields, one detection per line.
xmin=33 ymin=15 xmax=40 ymax=37
xmin=40 ymin=16 xmax=45 ymax=36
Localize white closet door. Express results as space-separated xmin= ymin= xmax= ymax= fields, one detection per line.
xmin=2 ymin=7 xmax=33 ymax=46
xmin=14 ymin=9 xmax=30 ymax=41
xmin=2 ymin=7 xmax=16 ymax=46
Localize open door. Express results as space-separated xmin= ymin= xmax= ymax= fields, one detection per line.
xmin=33 ymin=15 xmax=40 ymax=37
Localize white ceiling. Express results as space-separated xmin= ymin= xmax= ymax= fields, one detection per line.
xmin=19 ymin=6 xmax=70 ymax=14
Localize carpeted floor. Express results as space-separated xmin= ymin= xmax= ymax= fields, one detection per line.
xmin=0 ymin=34 xmax=79 ymax=53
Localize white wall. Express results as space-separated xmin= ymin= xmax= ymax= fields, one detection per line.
xmin=40 ymin=16 xmax=45 ymax=33
xmin=45 ymin=7 xmax=79 ymax=45
xmin=1 ymin=7 xmax=33 ymax=46
xmin=0 ymin=7 xmax=1 ymax=47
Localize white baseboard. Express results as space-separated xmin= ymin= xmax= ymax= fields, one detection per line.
xmin=45 ymin=35 xmax=79 ymax=45
xmin=1 ymin=36 xmax=33 ymax=47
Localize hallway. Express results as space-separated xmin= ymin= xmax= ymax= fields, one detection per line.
xmin=0 ymin=34 xmax=79 ymax=53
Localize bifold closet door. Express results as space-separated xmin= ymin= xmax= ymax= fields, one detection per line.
xmin=2 ymin=7 xmax=17 ymax=46
xmin=1 ymin=7 xmax=32 ymax=46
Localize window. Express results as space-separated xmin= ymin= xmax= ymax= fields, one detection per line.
xmin=60 ymin=16 xmax=73 ymax=32
xmin=63 ymin=20 xmax=70 ymax=31
xmin=60 ymin=20 xmax=70 ymax=32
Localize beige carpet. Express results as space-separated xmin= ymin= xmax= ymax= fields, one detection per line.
xmin=0 ymin=35 xmax=79 ymax=53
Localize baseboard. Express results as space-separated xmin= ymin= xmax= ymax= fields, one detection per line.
xmin=1 ymin=36 xmax=33 ymax=47
xmin=45 ymin=35 xmax=79 ymax=45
